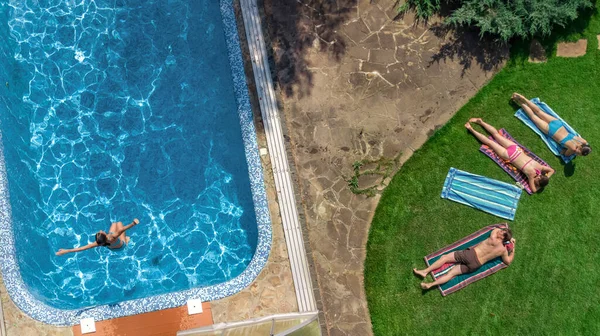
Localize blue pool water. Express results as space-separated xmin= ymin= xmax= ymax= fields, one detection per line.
xmin=0 ymin=0 xmax=258 ymax=310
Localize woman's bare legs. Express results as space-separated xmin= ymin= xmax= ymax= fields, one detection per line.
xmin=465 ymin=121 xmax=510 ymax=160
xmin=513 ymin=93 xmax=558 ymax=123
xmin=470 ymin=118 xmax=517 ymax=149
xmin=115 ymin=222 xmax=130 ymax=244
xmin=512 ymin=93 xmax=554 ymax=134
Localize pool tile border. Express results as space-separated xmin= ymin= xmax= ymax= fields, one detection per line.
xmin=0 ymin=0 xmax=272 ymax=326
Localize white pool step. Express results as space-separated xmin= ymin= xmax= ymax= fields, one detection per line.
xmin=238 ymin=0 xmax=317 ymax=313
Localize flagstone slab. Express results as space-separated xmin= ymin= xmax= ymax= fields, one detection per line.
xmin=556 ymin=39 xmax=588 ymax=57
xmin=528 ymin=39 xmax=547 ymax=63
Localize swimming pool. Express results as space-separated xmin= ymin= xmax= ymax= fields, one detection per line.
xmin=0 ymin=0 xmax=271 ymax=325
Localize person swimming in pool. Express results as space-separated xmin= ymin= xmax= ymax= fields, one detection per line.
xmin=413 ymin=227 xmax=516 ymax=290
xmin=55 ymin=219 xmax=140 ymax=256
xmin=466 ymin=118 xmax=555 ymax=193
xmin=512 ymin=92 xmax=591 ymax=157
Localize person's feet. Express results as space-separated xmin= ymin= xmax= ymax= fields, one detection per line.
xmin=125 ymin=236 xmax=131 ymax=244
xmin=465 ymin=122 xmax=473 ymax=131
xmin=512 ymin=92 xmax=527 ymax=105
xmin=413 ymin=268 xmax=428 ymax=278
xmin=469 ymin=117 xmax=483 ymax=124
xmin=420 ymin=282 xmax=433 ymax=290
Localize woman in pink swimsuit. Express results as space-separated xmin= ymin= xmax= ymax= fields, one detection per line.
xmin=466 ymin=118 xmax=554 ymax=193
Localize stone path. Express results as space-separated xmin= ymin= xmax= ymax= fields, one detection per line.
xmin=262 ymin=0 xmax=507 ymax=335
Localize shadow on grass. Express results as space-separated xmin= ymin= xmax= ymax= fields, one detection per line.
xmin=508 ymin=4 xmax=598 ymax=65
xmin=420 ymin=2 xmax=597 ymax=72
xmin=563 ymin=161 xmax=576 ymax=177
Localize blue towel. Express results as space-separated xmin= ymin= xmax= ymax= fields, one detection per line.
xmin=441 ymin=168 xmax=522 ymax=220
xmin=514 ymin=97 xmax=578 ymax=163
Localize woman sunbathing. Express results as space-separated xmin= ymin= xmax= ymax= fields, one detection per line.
xmin=512 ymin=93 xmax=591 ymax=157
xmin=466 ymin=118 xmax=554 ymax=193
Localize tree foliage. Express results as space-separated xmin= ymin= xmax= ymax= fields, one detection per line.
xmin=398 ymin=0 xmax=593 ymax=40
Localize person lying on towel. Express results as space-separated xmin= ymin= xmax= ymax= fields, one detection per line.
xmin=414 ymin=228 xmax=516 ymax=290
xmin=512 ymin=92 xmax=591 ymax=157
xmin=466 ymin=118 xmax=554 ymax=193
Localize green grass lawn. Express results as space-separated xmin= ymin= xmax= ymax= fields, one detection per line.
xmin=364 ymin=5 xmax=600 ymax=335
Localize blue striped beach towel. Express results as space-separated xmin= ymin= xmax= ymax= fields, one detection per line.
xmin=514 ymin=97 xmax=578 ymax=163
xmin=441 ymin=168 xmax=522 ymax=220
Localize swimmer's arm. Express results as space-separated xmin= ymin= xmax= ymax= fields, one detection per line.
xmin=114 ymin=218 xmax=140 ymax=236
xmin=55 ymin=242 xmax=98 ymax=256
xmin=502 ymin=238 xmax=516 ymax=265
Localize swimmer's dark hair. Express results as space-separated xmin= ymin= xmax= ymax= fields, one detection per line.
xmin=95 ymin=232 xmax=110 ymax=246
xmin=537 ymin=174 xmax=550 ymax=188
xmin=501 ymin=228 xmax=513 ymax=243
xmin=581 ymin=144 xmax=592 ymax=156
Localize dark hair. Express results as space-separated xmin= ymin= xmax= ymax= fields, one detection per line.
xmin=501 ymin=228 xmax=513 ymax=243
xmin=537 ymin=175 xmax=550 ymax=188
xmin=581 ymin=144 xmax=592 ymax=156
xmin=95 ymin=232 xmax=110 ymax=246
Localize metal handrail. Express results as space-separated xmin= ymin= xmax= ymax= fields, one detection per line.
xmin=177 ymin=311 xmax=319 ymax=335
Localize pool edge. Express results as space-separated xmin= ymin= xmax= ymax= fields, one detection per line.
xmin=0 ymin=0 xmax=272 ymax=326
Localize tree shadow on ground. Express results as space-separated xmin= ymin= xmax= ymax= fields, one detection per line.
xmin=260 ymin=0 xmax=358 ymax=98
xmin=393 ymin=1 xmax=510 ymax=75
xmin=426 ymin=24 xmax=510 ymax=76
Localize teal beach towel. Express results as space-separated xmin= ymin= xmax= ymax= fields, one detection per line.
xmin=441 ymin=168 xmax=522 ymax=221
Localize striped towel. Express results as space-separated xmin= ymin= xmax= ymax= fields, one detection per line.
xmin=479 ymin=129 xmax=552 ymax=195
xmin=515 ymin=97 xmax=578 ymax=163
xmin=425 ymin=223 xmax=509 ymax=296
xmin=441 ymin=168 xmax=521 ymax=220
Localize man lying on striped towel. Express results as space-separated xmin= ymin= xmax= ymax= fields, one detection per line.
xmin=413 ymin=227 xmax=516 ymax=290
